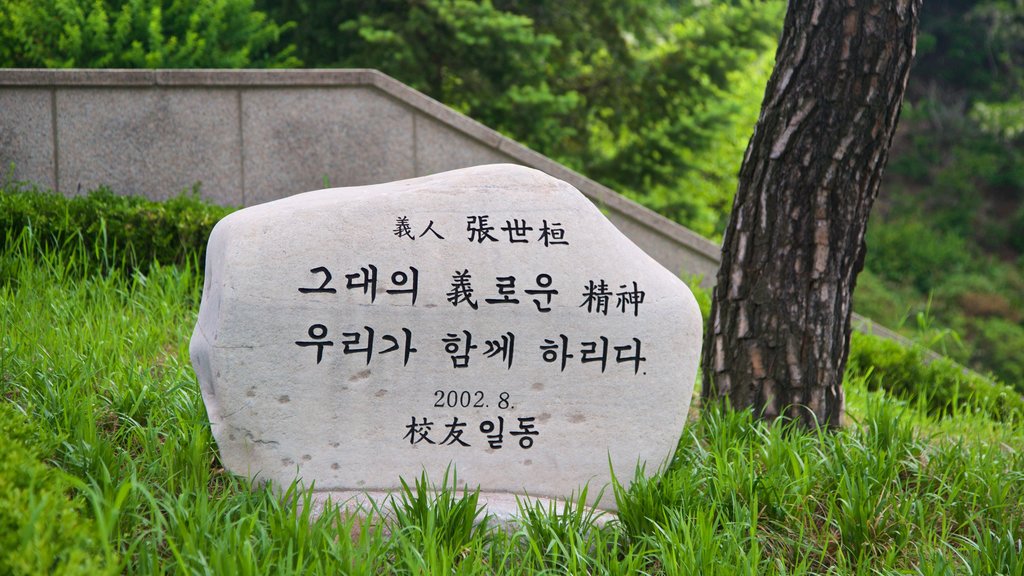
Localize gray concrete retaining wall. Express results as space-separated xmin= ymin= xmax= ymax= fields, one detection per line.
xmin=0 ymin=68 xmax=721 ymax=286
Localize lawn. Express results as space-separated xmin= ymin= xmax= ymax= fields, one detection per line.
xmin=2 ymin=216 xmax=1023 ymax=574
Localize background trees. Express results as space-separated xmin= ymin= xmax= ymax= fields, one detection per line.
xmin=862 ymin=0 xmax=1024 ymax=390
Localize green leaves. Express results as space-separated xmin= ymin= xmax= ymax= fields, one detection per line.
xmin=330 ymin=0 xmax=576 ymax=157
xmin=0 ymin=403 xmax=112 ymax=575
xmin=587 ymin=2 xmax=781 ymax=238
xmin=0 ymin=0 xmax=299 ymax=68
xmin=846 ymin=331 xmax=1024 ymax=421
xmin=0 ymin=182 xmax=234 ymax=277
xmin=971 ymin=99 xmax=1024 ymax=141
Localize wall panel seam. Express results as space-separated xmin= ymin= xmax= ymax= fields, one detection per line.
xmin=50 ymin=88 xmax=59 ymax=193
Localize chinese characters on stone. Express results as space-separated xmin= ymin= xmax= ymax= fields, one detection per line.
xmin=392 ymin=215 xmax=569 ymax=247
xmin=445 ymin=271 xmax=558 ymax=312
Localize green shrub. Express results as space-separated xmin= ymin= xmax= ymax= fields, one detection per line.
xmin=682 ymin=275 xmax=712 ymax=323
xmin=865 ymin=218 xmax=975 ymax=293
xmin=0 ymin=0 xmax=298 ymax=68
xmin=1 ymin=182 xmax=234 ymax=274
xmin=852 ymin=269 xmax=917 ymax=328
xmin=1011 ymin=203 xmax=1024 ymax=254
xmin=847 ymin=331 xmax=1024 ymax=421
xmin=0 ymin=402 xmax=111 ymax=575
xmin=967 ymin=317 xmax=1024 ymax=393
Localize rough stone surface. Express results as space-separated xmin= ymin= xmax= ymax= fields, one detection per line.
xmin=194 ymin=164 xmax=702 ymax=510
xmin=414 ymin=115 xmax=512 ymax=177
xmin=242 ymin=87 xmax=415 ymax=206
xmin=56 ymin=88 xmax=241 ymax=202
xmin=0 ymin=89 xmax=55 ymax=190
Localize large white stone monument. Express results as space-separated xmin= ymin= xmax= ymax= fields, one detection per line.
xmin=190 ymin=164 xmax=702 ymax=515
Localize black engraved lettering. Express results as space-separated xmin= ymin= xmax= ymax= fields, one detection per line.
xmin=385 ymin=267 xmax=419 ymax=305
xmin=419 ymin=220 xmax=445 ymax=239
xmin=524 ymin=273 xmax=558 ymax=312
xmin=579 ymin=279 xmax=611 ymax=315
xmin=404 ymin=417 xmax=435 ymax=445
xmin=509 ymin=417 xmax=539 ymax=449
xmin=538 ymin=220 xmax=568 ymax=246
xmin=295 ymin=324 xmax=334 ymax=364
xmin=446 ymin=270 xmax=479 ymax=309
xmin=501 ymin=219 xmax=533 ymax=243
xmin=440 ymin=417 xmax=471 ymax=446
xmin=480 ymin=416 xmax=505 ymax=449
xmin=298 ymin=266 xmax=337 ymax=294
xmin=379 ymin=328 xmax=417 ymax=366
xmin=540 ymin=335 xmax=573 ymax=371
xmin=580 ymin=336 xmax=610 ymax=372
xmin=616 ymin=281 xmax=646 ymax=317
xmin=466 ymin=215 xmax=498 ymax=243
xmin=614 ymin=337 xmax=647 ymax=375
xmin=345 ymin=265 xmax=378 ymax=302
xmin=394 ymin=216 xmax=415 ymax=240
xmin=484 ymin=276 xmax=520 ymax=305
xmin=482 ymin=332 xmax=515 ymax=369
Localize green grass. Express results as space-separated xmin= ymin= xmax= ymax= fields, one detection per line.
xmin=2 ymin=229 xmax=1024 ymax=574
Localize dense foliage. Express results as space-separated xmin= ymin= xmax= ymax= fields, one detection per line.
xmin=860 ymin=0 xmax=1024 ymax=391
xmin=253 ymin=0 xmax=1024 ymax=389
xmin=846 ymin=331 xmax=1024 ymax=420
xmin=0 ymin=183 xmax=234 ymax=276
xmin=0 ymin=0 xmax=297 ymax=67
xmin=0 ymin=403 xmax=109 ymax=575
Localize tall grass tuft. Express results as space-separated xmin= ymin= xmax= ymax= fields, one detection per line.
xmin=386 ymin=467 xmax=490 ymax=573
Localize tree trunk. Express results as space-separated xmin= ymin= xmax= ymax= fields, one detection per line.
xmin=701 ymin=1 xmax=921 ymax=428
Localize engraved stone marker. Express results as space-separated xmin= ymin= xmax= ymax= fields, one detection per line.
xmin=190 ymin=164 xmax=702 ymax=513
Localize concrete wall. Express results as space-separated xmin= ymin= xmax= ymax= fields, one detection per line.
xmin=0 ymin=69 xmax=721 ymax=285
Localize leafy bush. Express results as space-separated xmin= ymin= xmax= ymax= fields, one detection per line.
xmin=0 ymin=402 xmax=110 ymax=575
xmin=0 ymin=0 xmax=298 ymax=68
xmin=897 ymin=271 xmax=1024 ymax=388
xmin=865 ymin=218 xmax=975 ymax=293
xmin=1011 ymin=204 xmax=1024 ymax=254
xmin=846 ymin=331 xmax=1024 ymax=421
xmin=852 ymin=269 xmax=917 ymax=328
xmin=0 ymin=182 xmax=234 ymax=274
xmin=967 ymin=317 xmax=1024 ymax=392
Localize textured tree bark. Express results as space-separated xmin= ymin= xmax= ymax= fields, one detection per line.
xmin=701 ymin=1 xmax=921 ymax=428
